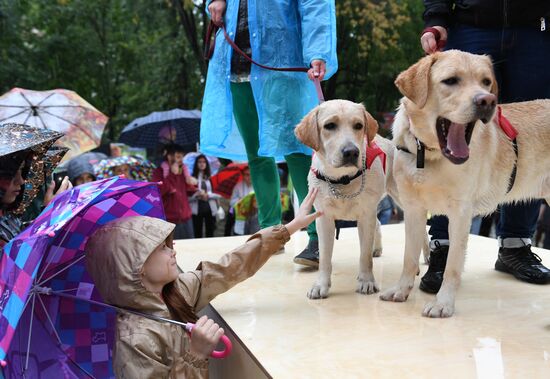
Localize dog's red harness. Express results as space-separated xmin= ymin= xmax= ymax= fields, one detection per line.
xmin=497 ymin=106 xmax=519 ymax=193
xmin=311 ymin=141 xmax=386 ymax=185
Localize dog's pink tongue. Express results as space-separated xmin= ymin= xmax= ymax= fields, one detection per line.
xmin=446 ymin=122 xmax=469 ymax=158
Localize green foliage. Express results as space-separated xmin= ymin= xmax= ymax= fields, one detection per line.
xmin=0 ymin=0 xmax=424 ymax=142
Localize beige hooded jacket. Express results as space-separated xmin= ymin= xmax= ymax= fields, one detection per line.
xmin=85 ymin=216 xmax=290 ymax=379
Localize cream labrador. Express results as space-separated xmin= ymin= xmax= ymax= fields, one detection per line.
xmin=380 ymin=50 xmax=550 ymax=317
xmin=295 ymin=100 xmax=393 ymax=299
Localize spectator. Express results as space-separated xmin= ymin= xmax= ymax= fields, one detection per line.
xmin=201 ymin=0 xmax=338 ymax=268
xmin=67 ymin=158 xmax=96 ymax=186
xmin=189 ymin=154 xmax=221 ymax=238
xmin=151 ymin=144 xmax=195 ymax=239
xmin=419 ymin=0 xmax=550 ymax=293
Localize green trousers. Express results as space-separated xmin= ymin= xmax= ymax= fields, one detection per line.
xmin=230 ymin=81 xmax=317 ymax=241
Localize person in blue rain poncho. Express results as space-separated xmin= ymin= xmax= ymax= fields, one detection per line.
xmin=201 ymin=0 xmax=338 ymax=267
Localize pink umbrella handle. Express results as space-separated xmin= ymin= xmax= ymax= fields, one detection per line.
xmin=1 ymin=360 xmax=7 ymax=367
xmin=185 ymin=323 xmax=233 ymax=359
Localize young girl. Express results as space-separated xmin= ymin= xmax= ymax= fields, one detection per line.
xmin=189 ymin=155 xmax=219 ymax=238
xmin=85 ymin=188 xmax=321 ymax=378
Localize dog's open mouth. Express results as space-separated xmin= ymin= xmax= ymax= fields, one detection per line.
xmin=436 ymin=117 xmax=477 ymax=164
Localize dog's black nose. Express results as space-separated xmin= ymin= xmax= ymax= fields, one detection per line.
xmin=341 ymin=145 xmax=359 ymax=164
xmin=473 ymin=93 xmax=497 ymax=121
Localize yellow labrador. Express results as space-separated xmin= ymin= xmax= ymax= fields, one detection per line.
xmin=381 ymin=50 xmax=550 ymax=317
xmin=295 ymin=100 xmax=392 ymax=299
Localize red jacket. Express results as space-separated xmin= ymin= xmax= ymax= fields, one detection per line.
xmin=152 ymin=166 xmax=194 ymax=224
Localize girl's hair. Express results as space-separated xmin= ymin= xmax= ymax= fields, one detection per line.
xmin=162 ymin=282 xmax=198 ymax=323
xmin=160 ymin=231 xmax=197 ymax=323
xmin=192 ymin=154 xmax=211 ymax=178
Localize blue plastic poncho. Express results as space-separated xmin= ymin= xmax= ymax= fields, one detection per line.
xmin=200 ymin=0 xmax=338 ymax=161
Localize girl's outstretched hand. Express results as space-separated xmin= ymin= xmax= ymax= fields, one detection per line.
xmin=189 ymin=315 xmax=225 ymax=360
xmin=285 ymin=187 xmax=323 ymax=235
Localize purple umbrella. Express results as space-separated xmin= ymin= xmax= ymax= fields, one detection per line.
xmin=0 ymin=177 xmax=165 ymax=378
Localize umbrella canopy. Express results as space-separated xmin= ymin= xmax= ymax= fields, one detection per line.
xmin=210 ymin=163 xmax=248 ymax=199
xmin=0 ymin=88 xmax=108 ymax=161
xmin=94 ymin=156 xmax=156 ymax=182
xmin=0 ymin=177 xmax=165 ymax=378
xmin=119 ymin=109 xmax=201 ymax=148
xmin=12 ymin=145 xmax=70 ymax=215
xmin=183 ymin=152 xmax=221 ymax=176
xmin=0 ymin=123 xmax=64 ymax=214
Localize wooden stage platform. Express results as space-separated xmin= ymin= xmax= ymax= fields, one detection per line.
xmin=176 ymin=224 xmax=550 ymax=379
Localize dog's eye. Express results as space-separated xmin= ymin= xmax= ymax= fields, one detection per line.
xmin=324 ymin=122 xmax=337 ymax=130
xmin=353 ymin=123 xmax=363 ymax=130
xmin=482 ymin=78 xmax=492 ymax=87
xmin=442 ymin=77 xmax=459 ymax=85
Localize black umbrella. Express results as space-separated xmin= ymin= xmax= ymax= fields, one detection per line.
xmin=119 ymin=109 xmax=201 ymax=148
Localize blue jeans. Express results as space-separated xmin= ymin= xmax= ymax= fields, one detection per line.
xmin=429 ymin=24 xmax=550 ymax=241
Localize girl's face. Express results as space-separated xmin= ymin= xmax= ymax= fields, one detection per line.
xmin=141 ymin=238 xmax=179 ymax=289
xmin=1 ymin=168 xmax=24 ymax=205
xmin=197 ymin=158 xmax=207 ymax=172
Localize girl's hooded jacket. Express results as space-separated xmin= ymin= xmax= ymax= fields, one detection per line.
xmin=85 ymin=216 xmax=290 ymax=378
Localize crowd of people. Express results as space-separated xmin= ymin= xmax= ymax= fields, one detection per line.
xmin=1 ymin=0 xmax=549 ymax=378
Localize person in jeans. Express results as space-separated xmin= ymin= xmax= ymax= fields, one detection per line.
xmin=420 ymin=0 xmax=550 ymax=292
xmin=201 ymin=0 xmax=337 ymax=268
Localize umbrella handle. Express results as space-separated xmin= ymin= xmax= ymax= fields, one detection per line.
xmin=1 ymin=360 xmax=6 ymax=367
xmin=184 ymin=322 xmax=233 ymax=359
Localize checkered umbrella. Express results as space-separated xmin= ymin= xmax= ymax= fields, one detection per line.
xmin=0 ymin=177 xmax=165 ymax=378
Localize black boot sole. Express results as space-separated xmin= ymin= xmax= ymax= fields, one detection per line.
xmin=419 ymin=279 xmax=441 ymax=294
xmin=293 ymin=257 xmax=319 ymax=269
xmin=494 ymin=259 xmax=550 ymax=285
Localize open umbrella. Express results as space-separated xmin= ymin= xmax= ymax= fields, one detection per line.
xmin=0 ymin=124 xmax=65 ymax=215
xmin=0 ymin=88 xmax=108 ymax=161
xmin=0 ymin=177 xmax=166 ymax=378
xmin=94 ymin=156 xmax=156 ymax=181
xmin=183 ymin=152 xmax=221 ymax=176
xmin=119 ymin=109 xmax=201 ymax=148
xmin=210 ymin=163 xmax=248 ymax=199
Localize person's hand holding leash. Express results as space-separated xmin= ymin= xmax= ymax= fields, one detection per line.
xmin=420 ymin=26 xmax=447 ymax=54
xmin=208 ymin=0 xmax=226 ymax=26
xmin=308 ymin=60 xmax=327 ymax=81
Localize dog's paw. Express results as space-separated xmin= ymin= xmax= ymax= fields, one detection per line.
xmin=372 ymin=248 xmax=383 ymax=257
xmin=422 ymin=300 xmax=455 ymax=318
xmin=379 ymin=285 xmax=411 ymax=302
xmin=356 ymin=278 xmax=380 ymax=295
xmin=307 ymin=281 xmax=330 ymax=299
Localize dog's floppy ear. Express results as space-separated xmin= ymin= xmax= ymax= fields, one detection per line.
xmin=295 ymin=107 xmax=320 ymax=151
xmin=395 ymin=54 xmax=437 ymax=108
xmin=362 ymin=106 xmax=378 ymax=147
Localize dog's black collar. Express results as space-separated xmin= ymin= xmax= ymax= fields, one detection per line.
xmin=396 ymin=137 xmax=426 ymax=169
xmin=313 ymin=168 xmax=363 ymax=185
xmin=397 ymin=137 xmax=518 ymax=193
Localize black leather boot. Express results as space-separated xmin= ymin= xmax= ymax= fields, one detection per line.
xmin=419 ymin=242 xmax=449 ymax=294
xmin=293 ymin=239 xmax=319 ymax=268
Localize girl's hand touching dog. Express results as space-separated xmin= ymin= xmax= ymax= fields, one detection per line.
xmin=285 ymin=187 xmax=323 ymax=235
